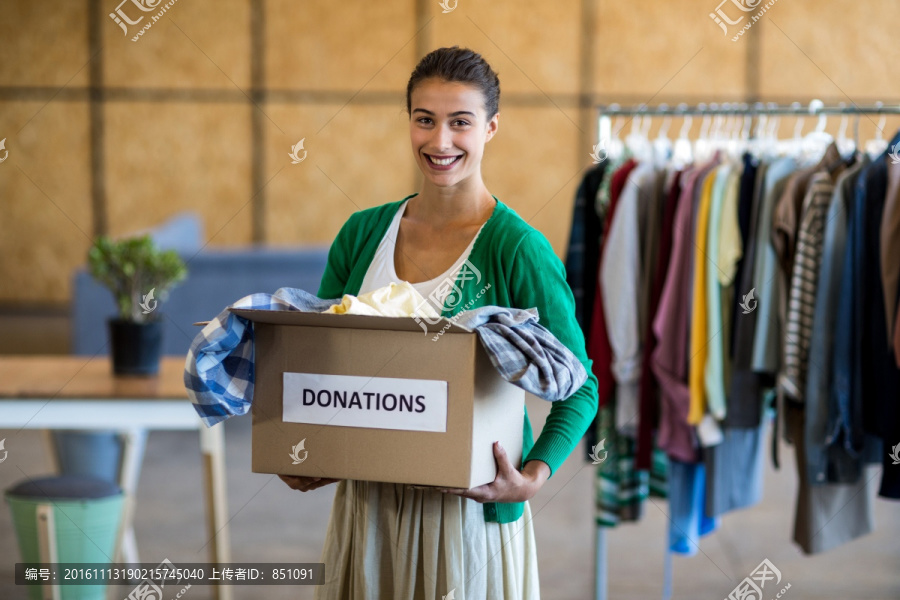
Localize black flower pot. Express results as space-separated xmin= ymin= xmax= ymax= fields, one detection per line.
xmin=108 ymin=318 xmax=164 ymax=375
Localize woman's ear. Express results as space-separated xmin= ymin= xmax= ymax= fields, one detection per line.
xmin=485 ymin=112 xmax=499 ymax=143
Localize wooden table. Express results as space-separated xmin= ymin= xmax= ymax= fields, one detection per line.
xmin=0 ymin=355 xmax=232 ymax=600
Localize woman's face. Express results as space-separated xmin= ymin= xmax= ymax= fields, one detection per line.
xmin=409 ymin=78 xmax=498 ymax=189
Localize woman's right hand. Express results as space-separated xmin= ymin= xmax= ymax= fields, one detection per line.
xmin=278 ymin=474 xmax=339 ymax=492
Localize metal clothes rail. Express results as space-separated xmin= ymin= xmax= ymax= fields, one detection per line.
xmin=596 ymin=101 xmax=900 ymax=116
xmin=595 ymin=100 xmax=900 ymax=152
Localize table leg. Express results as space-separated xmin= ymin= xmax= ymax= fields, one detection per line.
xmin=200 ymin=423 xmax=232 ymax=600
xmin=115 ymin=429 xmax=147 ymax=565
xmin=36 ymin=504 xmax=60 ymax=600
xmin=595 ymin=525 xmax=607 ymax=600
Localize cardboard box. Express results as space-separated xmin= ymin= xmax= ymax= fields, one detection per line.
xmin=232 ymin=308 xmax=525 ymax=489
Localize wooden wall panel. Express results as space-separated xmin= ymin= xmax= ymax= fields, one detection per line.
xmin=3 ymin=0 xmax=900 ymax=307
xmin=104 ymin=0 xmax=252 ymax=90
xmin=265 ymin=102 xmax=416 ymax=245
xmin=428 ymin=0 xmax=583 ymax=96
xmin=0 ymin=2 xmax=89 ymax=87
xmin=593 ymin=0 xmax=747 ymax=99
xmin=0 ymin=102 xmax=92 ymax=304
xmin=758 ymin=0 xmax=900 ymax=101
xmin=104 ymin=102 xmax=253 ymax=245
xmin=426 ymin=23 xmax=549 ymax=112
xmin=479 ymin=105 xmax=581 ymax=257
xmin=265 ymin=0 xmax=416 ymax=92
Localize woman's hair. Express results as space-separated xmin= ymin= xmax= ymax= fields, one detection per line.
xmin=406 ymin=46 xmax=500 ymax=120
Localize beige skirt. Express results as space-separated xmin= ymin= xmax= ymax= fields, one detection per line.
xmin=314 ymin=480 xmax=541 ymax=600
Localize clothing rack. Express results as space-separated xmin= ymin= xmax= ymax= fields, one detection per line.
xmin=596 ymin=101 xmax=900 ymax=159
xmin=597 ymin=101 xmax=900 ymax=116
xmin=587 ymin=99 xmax=899 ymax=600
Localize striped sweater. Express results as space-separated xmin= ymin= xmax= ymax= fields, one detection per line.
xmin=780 ymin=170 xmax=839 ymax=400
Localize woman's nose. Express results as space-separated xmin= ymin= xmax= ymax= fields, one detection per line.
xmin=431 ymin=124 xmax=452 ymax=150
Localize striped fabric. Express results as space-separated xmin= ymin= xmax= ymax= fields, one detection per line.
xmin=184 ymin=288 xmax=340 ymax=427
xmin=780 ymin=171 xmax=837 ymax=401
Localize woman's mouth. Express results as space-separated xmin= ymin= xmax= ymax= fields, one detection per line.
xmin=424 ymin=153 xmax=462 ymax=170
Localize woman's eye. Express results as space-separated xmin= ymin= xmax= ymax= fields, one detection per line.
xmin=417 ymin=118 xmax=432 ymax=125
xmin=453 ymin=120 xmax=470 ymax=127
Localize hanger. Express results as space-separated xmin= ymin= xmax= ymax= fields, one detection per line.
xmin=716 ymin=103 xmax=730 ymax=153
xmin=751 ymin=104 xmax=768 ymax=159
xmin=766 ymin=104 xmax=781 ymax=159
xmin=788 ymin=102 xmax=806 ymax=158
xmin=672 ymin=107 xmax=693 ymax=168
xmin=652 ymin=104 xmax=674 ymax=167
xmin=609 ymin=112 xmax=626 ymax=161
xmin=740 ymin=113 xmax=753 ymax=156
xmin=726 ymin=104 xmax=748 ymax=158
xmin=720 ymin=104 xmax=738 ymax=158
xmin=864 ymin=102 xmax=888 ymax=158
xmin=640 ymin=110 xmax=654 ymax=162
xmin=801 ymin=99 xmax=833 ymax=162
xmin=625 ymin=106 xmax=653 ymax=164
xmin=710 ymin=103 xmax=725 ymax=152
xmin=640 ymin=110 xmax=654 ymax=163
xmin=836 ymin=103 xmax=856 ymax=157
xmin=694 ymin=103 xmax=713 ymax=161
xmin=597 ymin=105 xmax=625 ymax=162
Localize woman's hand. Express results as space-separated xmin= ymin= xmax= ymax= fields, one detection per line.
xmin=278 ymin=474 xmax=339 ymax=492
xmin=437 ymin=441 xmax=550 ymax=503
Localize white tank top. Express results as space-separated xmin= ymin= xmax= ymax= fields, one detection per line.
xmin=359 ymin=200 xmax=485 ymax=313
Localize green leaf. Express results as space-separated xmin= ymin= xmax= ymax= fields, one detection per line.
xmin=87 ymin=233 xmax=189 ymax=321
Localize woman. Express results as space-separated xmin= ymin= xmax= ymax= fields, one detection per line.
xmin=279 ymin=46 xmax=599 ymax=600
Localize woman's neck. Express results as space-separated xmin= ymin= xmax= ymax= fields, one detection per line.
xmin=410 ymin=179 xmax=496 ymax=229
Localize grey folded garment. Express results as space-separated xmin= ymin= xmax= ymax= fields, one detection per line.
xmin=449 ymin=305 xmax=587 ymax=401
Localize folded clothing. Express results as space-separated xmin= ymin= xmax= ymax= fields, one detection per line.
xmin=185 ymin=285 xmax=588 ymax=427
xmin=451 ymin=306 xmax=588 ymax=404
xmin=324 ymin=281 xmax=440 ymax=318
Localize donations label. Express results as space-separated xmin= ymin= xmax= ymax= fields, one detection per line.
xmin=282 ymin=373 xmax=448 ymax=432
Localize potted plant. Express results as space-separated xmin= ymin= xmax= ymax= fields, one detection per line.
xmin=88 ymin=234 xmax=187 ymax=375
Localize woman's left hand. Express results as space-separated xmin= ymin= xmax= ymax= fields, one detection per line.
xmin=438 ymin=441 xmax=550 ymax=503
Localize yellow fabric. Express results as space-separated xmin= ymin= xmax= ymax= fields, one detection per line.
xmin=688 ymin=170 xmax=718 ymax=425
xmin=717 ymin=169 xmax=744 ymax=286
xmin=323 ymin=281 xmax=441 ymax=319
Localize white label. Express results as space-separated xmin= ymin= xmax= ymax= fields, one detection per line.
xmin=283 ymin=373 xmax=448 ymax=432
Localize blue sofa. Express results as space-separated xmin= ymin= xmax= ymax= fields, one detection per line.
xmin=71 ymin=214 xmax=330 ymax=356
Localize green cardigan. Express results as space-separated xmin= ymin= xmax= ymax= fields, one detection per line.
xmin=318 ymin=193 xmax=599 ymax=523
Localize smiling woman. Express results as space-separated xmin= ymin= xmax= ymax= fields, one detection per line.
xmin=278 ymin=46 xmax=599 ymax=600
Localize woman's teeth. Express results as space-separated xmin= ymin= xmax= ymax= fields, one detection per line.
xmin=427 ymin=155 xmax=461 ymax=165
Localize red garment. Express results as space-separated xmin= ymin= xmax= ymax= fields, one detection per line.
xmin=635 ymin=170 xmax=682 ymax=469
xmin=588 ymin=158 xmax=638 ymax=408
xmin=651 ymin=156 xmax=720 ymax=463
